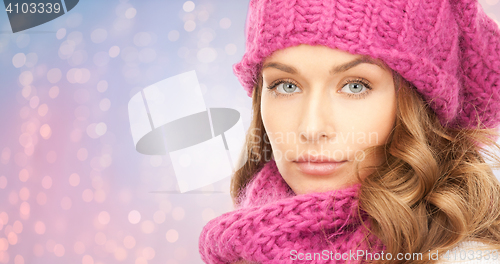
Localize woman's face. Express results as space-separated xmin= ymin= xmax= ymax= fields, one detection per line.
xmin=260 ymin=44 xmax=397 ymax=194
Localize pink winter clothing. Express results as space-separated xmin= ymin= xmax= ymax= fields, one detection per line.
xmin=233 ymin=0 xmax=500 ymax=130
xmin=198 ymin=160 xmax=384 ymax=263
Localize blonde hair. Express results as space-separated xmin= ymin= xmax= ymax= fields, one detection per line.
xmin=230 ymin=70 xmax=500 ymax=263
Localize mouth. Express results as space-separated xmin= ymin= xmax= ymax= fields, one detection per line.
xmin=293 ymin=160 xmax=347 ymax=175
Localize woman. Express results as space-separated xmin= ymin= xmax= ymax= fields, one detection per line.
xmin=199 ymin=0 xmax=500 ymax=263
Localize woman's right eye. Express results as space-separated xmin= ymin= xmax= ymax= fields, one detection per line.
xmin=267 ymin=80 xmax=302 ymax=97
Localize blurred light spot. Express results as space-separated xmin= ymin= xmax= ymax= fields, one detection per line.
xmin=128 ymin=210 xmax=141 ymax=224
xmin=14 ymin=254 xmax=23 ymax=264
xmin=41 ymin=179 xmax=52 ymax=191
xmin=21 ymin=86 xmax=31 ymax=99
xmin=46 ymin=239 xmax=56 ymax=253
xmin=16 ymin=34 xmax=30 ymax=48
xmin=12 ymin=53 xmax=26 ymax=68
xmin=9 ymin=191 xmax=18 ymax=205
xmin=197 ymin=10 xmax=209 ymax=22
xmin=61 ymin=197 xmax=72 ymax=210
xmin=74 ymin=241 xmax=85 ymax=254
xmin=14 ymin=153 xmax=28 ymax=167
xmin=0 ymin=237 xmax=8 ymax=250
xmin=114 ymin=247 xmax=127 ymax=261
xmin=95 ymin=232 xmax=106 ymax=245
xmin=75 ymin=105 xmax=90 ymax=120
xmin=67 ymin=31 xmax=83 ymax=45
xmin=197 ymin=47 xmax=217 ymax=63
xmin=159 ymin=200 xmax=172 ymax=213
xmin=168 ymin=30 xmax=179 ymax=42
xmin=219 ymin=18 xmax=231 ymax=29
xmin=74 ymin=88 xmax=90 ymax=104
xmin=225 ymin=43 xmax=237 ymax=55
xmin=25 ymin=53 xmax=38 ymax=67
xmin=70 ymin=129 xmax=83 ymax=142
xmin=18 ymin=133 xmax=31 ymax=148
xmin=29 ymin=96 xmax=39 ymax=108
xmin=36 ymin=192 xmax=46 ymax=205
xmin=19 ymin=107 xmax=30 ymax=119
xmin=19 ymin=71 xmax=33 ymax=86
xmin=94 ymin=189 xmax=106 ymax=203
xmin=139 ymin=48 xmax=156 ymax=63
xmin=98 ymin=211 xmax=110 ymax=225
xmin=104 ymin=240 xmax=117 ymax=253
xmin=0 ymin=176 xmax=6 ymax=189
xmin=121 ymin=46 xmax=139 ymax=62
xmin=12 ymin=221 xmax=22 ymax=234
xmin=82 ymin=255 xmax=94 ymax=264
xmin=91 ymin=28 xmax=107 ymax=43
xmin=142 ymin=247 xmax=155 ymax=260
xmin=77 ymin=147 xmax=88 ymax=161
xmin=59 ymin=40 xmax=76 ymax=59
xmin=95 ymin=122 xmax=107 ymax=137
xmin=166 ymin=229 xmax=178 ymax=243
xmin=19 ymin=202 xmax=30 ymax=219
xmin=109 ymin=46 xmax=120 ymax=58
xmin=56 ymin=28 xmax=66 ymax=39
xmin=133 ymin=32 xmax=151 ymax=47
xmin=486 ymin=0 xmax=499 ymax=5
xmin=140 ymin=220 xmax=155 ymax=234
xmin=34 ymin=221 xmax=45 ymax=235
xmin=69 ymin=173 xmax=81 ymax=186
xmin=19 ymin=188 xmax=29 ymax=201
xmin=123 ymin=236 xmax=135 ymax=249
xmin=47 ymin=68 xmax=62 ymax=83
xmin=99 ymin=98 xmax=111 ymax=111
xmin=93 ymin=51 xmax=110 ymax=67
xmin=40 ymin=124 xmax=52 ymax=139
xmin=92 ymin=177 xmax=103 ymax=189
xmin=183 ymin=1 xmax=195 ymax=12
xmin=82 ymin=189 xmax=94 ymax=202
xmin=172 ymin=207 xmax=185 ymax=221
xmin=38 ymin=104 xmax=48 ymax=117
xmin=173 ymin=247 xmax=187 ymax=260
xmin=69 ymin=50 xmax=88 ymax=66
xmin=8 ymin=232 xmax=17 ymax=245
xmin=33 ymin=243 xmax=44 ymax=257
xmin=184 ymin=20 xmax=196 ymax=32
xmin=49 ymin=86 xmax=59 ymax=99
xmin=67 ymin=68 xmax=91 ymax=84
xmin=46 ymin=151 xmax=57 ymax=163
xmin=1 ymin=148 xmax=11 ymax=165
xmin=135 ymin=257 xmax=147 ymax=264
xmin=125 ymin=7 xmax=137 ymax=19
xmin=97 ymin=80 xmax=108 ymax=92
xmin=18 ymin=169 xmax=28 ymax=182
xmin=53 ymin=244 xmax=65 ymax=257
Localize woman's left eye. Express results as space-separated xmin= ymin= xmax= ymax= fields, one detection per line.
xmin=340 ymin=79 xmax=372 ymax=99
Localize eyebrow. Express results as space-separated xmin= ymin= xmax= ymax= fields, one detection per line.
xmin=262 ymin=56 xmax=387 ymax=75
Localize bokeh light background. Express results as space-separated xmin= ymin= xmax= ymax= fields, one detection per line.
xmin=0 ymin=0 xmax=499 ymax=263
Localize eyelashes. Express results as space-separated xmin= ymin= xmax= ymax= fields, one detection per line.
xmin=265 ymin=78 xmax=373 ymax=99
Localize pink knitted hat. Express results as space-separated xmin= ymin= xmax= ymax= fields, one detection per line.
xmin=233 ymin=0 xmax=500 ymax=130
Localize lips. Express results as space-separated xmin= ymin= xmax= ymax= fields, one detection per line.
xmin=294 ymin=161 xmax=347 ymax=175
xmin=294 ymin=154 xmax=345 ymax=163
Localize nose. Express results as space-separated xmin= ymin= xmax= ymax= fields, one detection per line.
xmin=298 ymin=88 xmax=335 ymax=143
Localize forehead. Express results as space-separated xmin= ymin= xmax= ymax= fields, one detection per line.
xmin=262 ymin=45 xmax=391 ymax=75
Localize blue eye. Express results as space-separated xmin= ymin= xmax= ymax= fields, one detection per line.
xmin=340 ymin=79 xmax=372 ymax=99
xmin=266 ymin=79 xmax=302 ymax=98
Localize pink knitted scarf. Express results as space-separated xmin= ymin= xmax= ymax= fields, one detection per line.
xmin=199 ymin=159 xmax=385 ymax=263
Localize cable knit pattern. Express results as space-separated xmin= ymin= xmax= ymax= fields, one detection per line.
xmin=233 ymin=0 xmax=500 ymax=130
xmin=199 ymin=160 xmax=384 ymax=263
